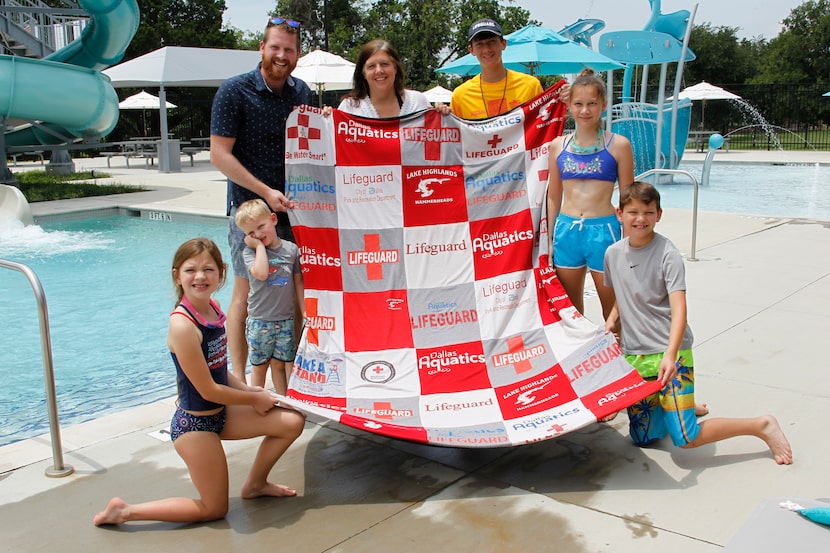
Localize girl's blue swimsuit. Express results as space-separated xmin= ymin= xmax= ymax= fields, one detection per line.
xmin=171 ymin=300 xmax=229 ymax=412
xmin=556 ymin=134 xmax=619 ymax=182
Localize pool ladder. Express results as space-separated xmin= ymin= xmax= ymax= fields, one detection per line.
xmin=0 ymin=259 xmax=74 ymax=477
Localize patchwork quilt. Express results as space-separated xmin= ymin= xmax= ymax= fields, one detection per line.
xmin=282 ymin=83 xmax=661 ymax=447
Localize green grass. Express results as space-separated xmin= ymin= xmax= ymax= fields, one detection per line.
xmin=12 ymin=170 xmax=146 ymax=202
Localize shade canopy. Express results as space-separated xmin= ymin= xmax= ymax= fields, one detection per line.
xmin=437 ymin=25 xmax=624 ymax=77
xmin=291 ymin=49 xmax=355 ymax=93
xmin=422 ymin=85 xmax=453 ymax=103
xmin=103 ymin=46 xmax=261 ymax=88
xmin=103 ymin=46 xmax=261 ymax=171
xmin=824 ymin=91 xmax=830 ymax=97
xmin=118 ymin=90 xmax=177 ymax=110
xmin=677 ymin=81 xmax=741 ymax=101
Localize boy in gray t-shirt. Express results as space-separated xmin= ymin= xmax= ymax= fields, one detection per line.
xmin=603 ymin=181 xmax=792 ymax=465
xmin=235 ymin=199 xmax=304 ymax=395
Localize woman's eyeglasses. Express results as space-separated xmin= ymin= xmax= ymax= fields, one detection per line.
xmin=268 ymin=17 xmax=301 ymax=28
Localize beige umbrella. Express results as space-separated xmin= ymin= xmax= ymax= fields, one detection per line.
xmin=292 ymin=50 xmax=355 ymax=105
xmin=677 ymin=81 xmax=741 ymax=129
xmin=422 ymin=85 xmax=453 ymax=103
xmin=118 ymin=90 xmax=177 ymax=136
xmin=118 ymin=90 xmax=177 ymax=110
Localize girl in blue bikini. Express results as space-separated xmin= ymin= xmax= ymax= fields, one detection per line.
xmin=547 ymin=72 xmax=709 ymax=421
xmin=94 ymin=238 xmax=305 ymax=526
xmin=547 ymin=68 xmax=635 ymax=322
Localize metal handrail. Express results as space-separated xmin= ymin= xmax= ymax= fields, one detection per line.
xmin=634 ymin=168 xmax=700 ymax=262
xmin=635 ymin=137 xmax=722 ymax=262
xmin=1 ymin=0 xmax=89 ymax=53
xmin=0 ymin=258 xmax=74 ymax=477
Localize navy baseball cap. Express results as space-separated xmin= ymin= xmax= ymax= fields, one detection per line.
xmin=468 ymin=18 xmax=503 ymax=43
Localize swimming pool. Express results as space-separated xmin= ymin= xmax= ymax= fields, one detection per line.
xmin=664 ymin=162 xmax=830 ymax=221
xmin=0 ymin=213 xmax=231 ymax=447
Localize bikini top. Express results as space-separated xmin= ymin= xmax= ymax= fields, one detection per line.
xmin=556 ymin=133 xmax=619 ymax=183
xmin=170 ymin=298 xmax=229 ymax=412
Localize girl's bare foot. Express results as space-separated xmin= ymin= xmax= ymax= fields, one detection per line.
xmin=93 ymin=497 xmax=130 ymax=526
xmin=695 ymin=403 xmax=709 ymax=417
xmin=241 ymin=482 xmax=297 ymax=499
xmin=760 ymin=415 xmax=793 ymax=465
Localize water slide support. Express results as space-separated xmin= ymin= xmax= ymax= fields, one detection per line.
xmin=1 ymin=0 xmax=139 ymax=177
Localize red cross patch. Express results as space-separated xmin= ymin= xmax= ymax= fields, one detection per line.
xmin=287 ymin=113 xmax=321 ymax=150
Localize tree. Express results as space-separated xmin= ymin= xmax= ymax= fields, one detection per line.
xmin=226 ymin=27 xmax=262 ymax=51
xmin=685 ymin=23 xmax=759 ymax=85
xmin=273 ymin=0 xmax=533 ymax=89
xmin=125 ymin=0 xmax=236 ymax=60
xmin=361 ymin=0 xmax=454 ymax=89
xmin=754 ymin=0 xmax=830 ymax=83
xmin=275 ymin=0 xmax=365 ymax=55
xmin=439 ymin=0 xmax=532 ymax=70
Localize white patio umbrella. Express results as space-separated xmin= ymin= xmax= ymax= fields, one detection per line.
xmin=423 ymin=85 xmax=453 ymax=103
xmin=676 ymin=81 xmax=741 ymax=129
xmin=118 ymin=90 xmax=177 ymax=110
xmin=118 ymin=90 xmax=177 ymax=136
xmin=677 ymin=81 xmax=741 ymax=101
xmin=291 ymin=50 xmax=355 ymax=105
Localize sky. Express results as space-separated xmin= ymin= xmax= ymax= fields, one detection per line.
xmin=223 ymin=0 xmax=806 ymax=40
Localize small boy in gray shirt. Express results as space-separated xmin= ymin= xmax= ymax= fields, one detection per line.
xmin=234 ymin=199 xmax=304 ymax=394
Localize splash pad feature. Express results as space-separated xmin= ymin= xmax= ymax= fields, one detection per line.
xmin=598 ymin=0 xmax=697 ymax=175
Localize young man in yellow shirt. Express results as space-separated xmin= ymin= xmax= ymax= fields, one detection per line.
xmin=450 ymin=18 xmax=544 ymax=119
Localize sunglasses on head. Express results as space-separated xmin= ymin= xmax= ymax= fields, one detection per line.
xmin=268 ymin=17 xmax=301 ymax=28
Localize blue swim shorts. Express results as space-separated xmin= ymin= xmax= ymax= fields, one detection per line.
xmin=553 ymin=213 xmax=621 ymax=272
xmin=245 ymin=317 xmax=297 ymax=366
xmin=624 ymin=350 xmax=701 ymax=447
xmin=170 ymin=407 xmax=226 ymax=441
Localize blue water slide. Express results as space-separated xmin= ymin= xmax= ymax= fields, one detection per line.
xmin=1 ymin=0 xmax=140 ymax=147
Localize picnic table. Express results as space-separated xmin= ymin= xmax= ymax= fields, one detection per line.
xmin=103 ymin=139 xmax=199 ymax=168
xmin=101 ymin=140 xmax=157 ymax=168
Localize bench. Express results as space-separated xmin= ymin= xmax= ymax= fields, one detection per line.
xmin=101 ymin=151 xmax=143 ymax=168
xmin=10 ymin=151 xmax=45 ymax=166
xmin=141 ymin=152 xmax=158 ymax=168
xmin=181 ymin=146 xmax=208 ymax=166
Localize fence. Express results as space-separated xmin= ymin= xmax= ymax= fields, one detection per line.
xmin=714 ymin=83 xmax=830 ymax=150
xmin=609 ymin=82 xmax=830 ymax=151
xmin=105 ymin=84 xmax=830 ymax=151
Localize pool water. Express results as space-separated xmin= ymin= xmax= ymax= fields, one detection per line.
xmin=664 ymin=162 xmax=830 ymax=221
xmin=0 ymin=215 xmax=231 ymax=447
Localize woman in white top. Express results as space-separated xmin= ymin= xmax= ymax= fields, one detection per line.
xmin=338 ymin=40 xmax=431 ymax=117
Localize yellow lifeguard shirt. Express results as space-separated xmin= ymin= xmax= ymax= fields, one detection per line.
xmin=450 ymin=70 xmax=543 ymax=120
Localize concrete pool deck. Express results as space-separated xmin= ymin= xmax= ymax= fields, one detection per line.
xmin=2 ymin=149 xmax=829 ymax=552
